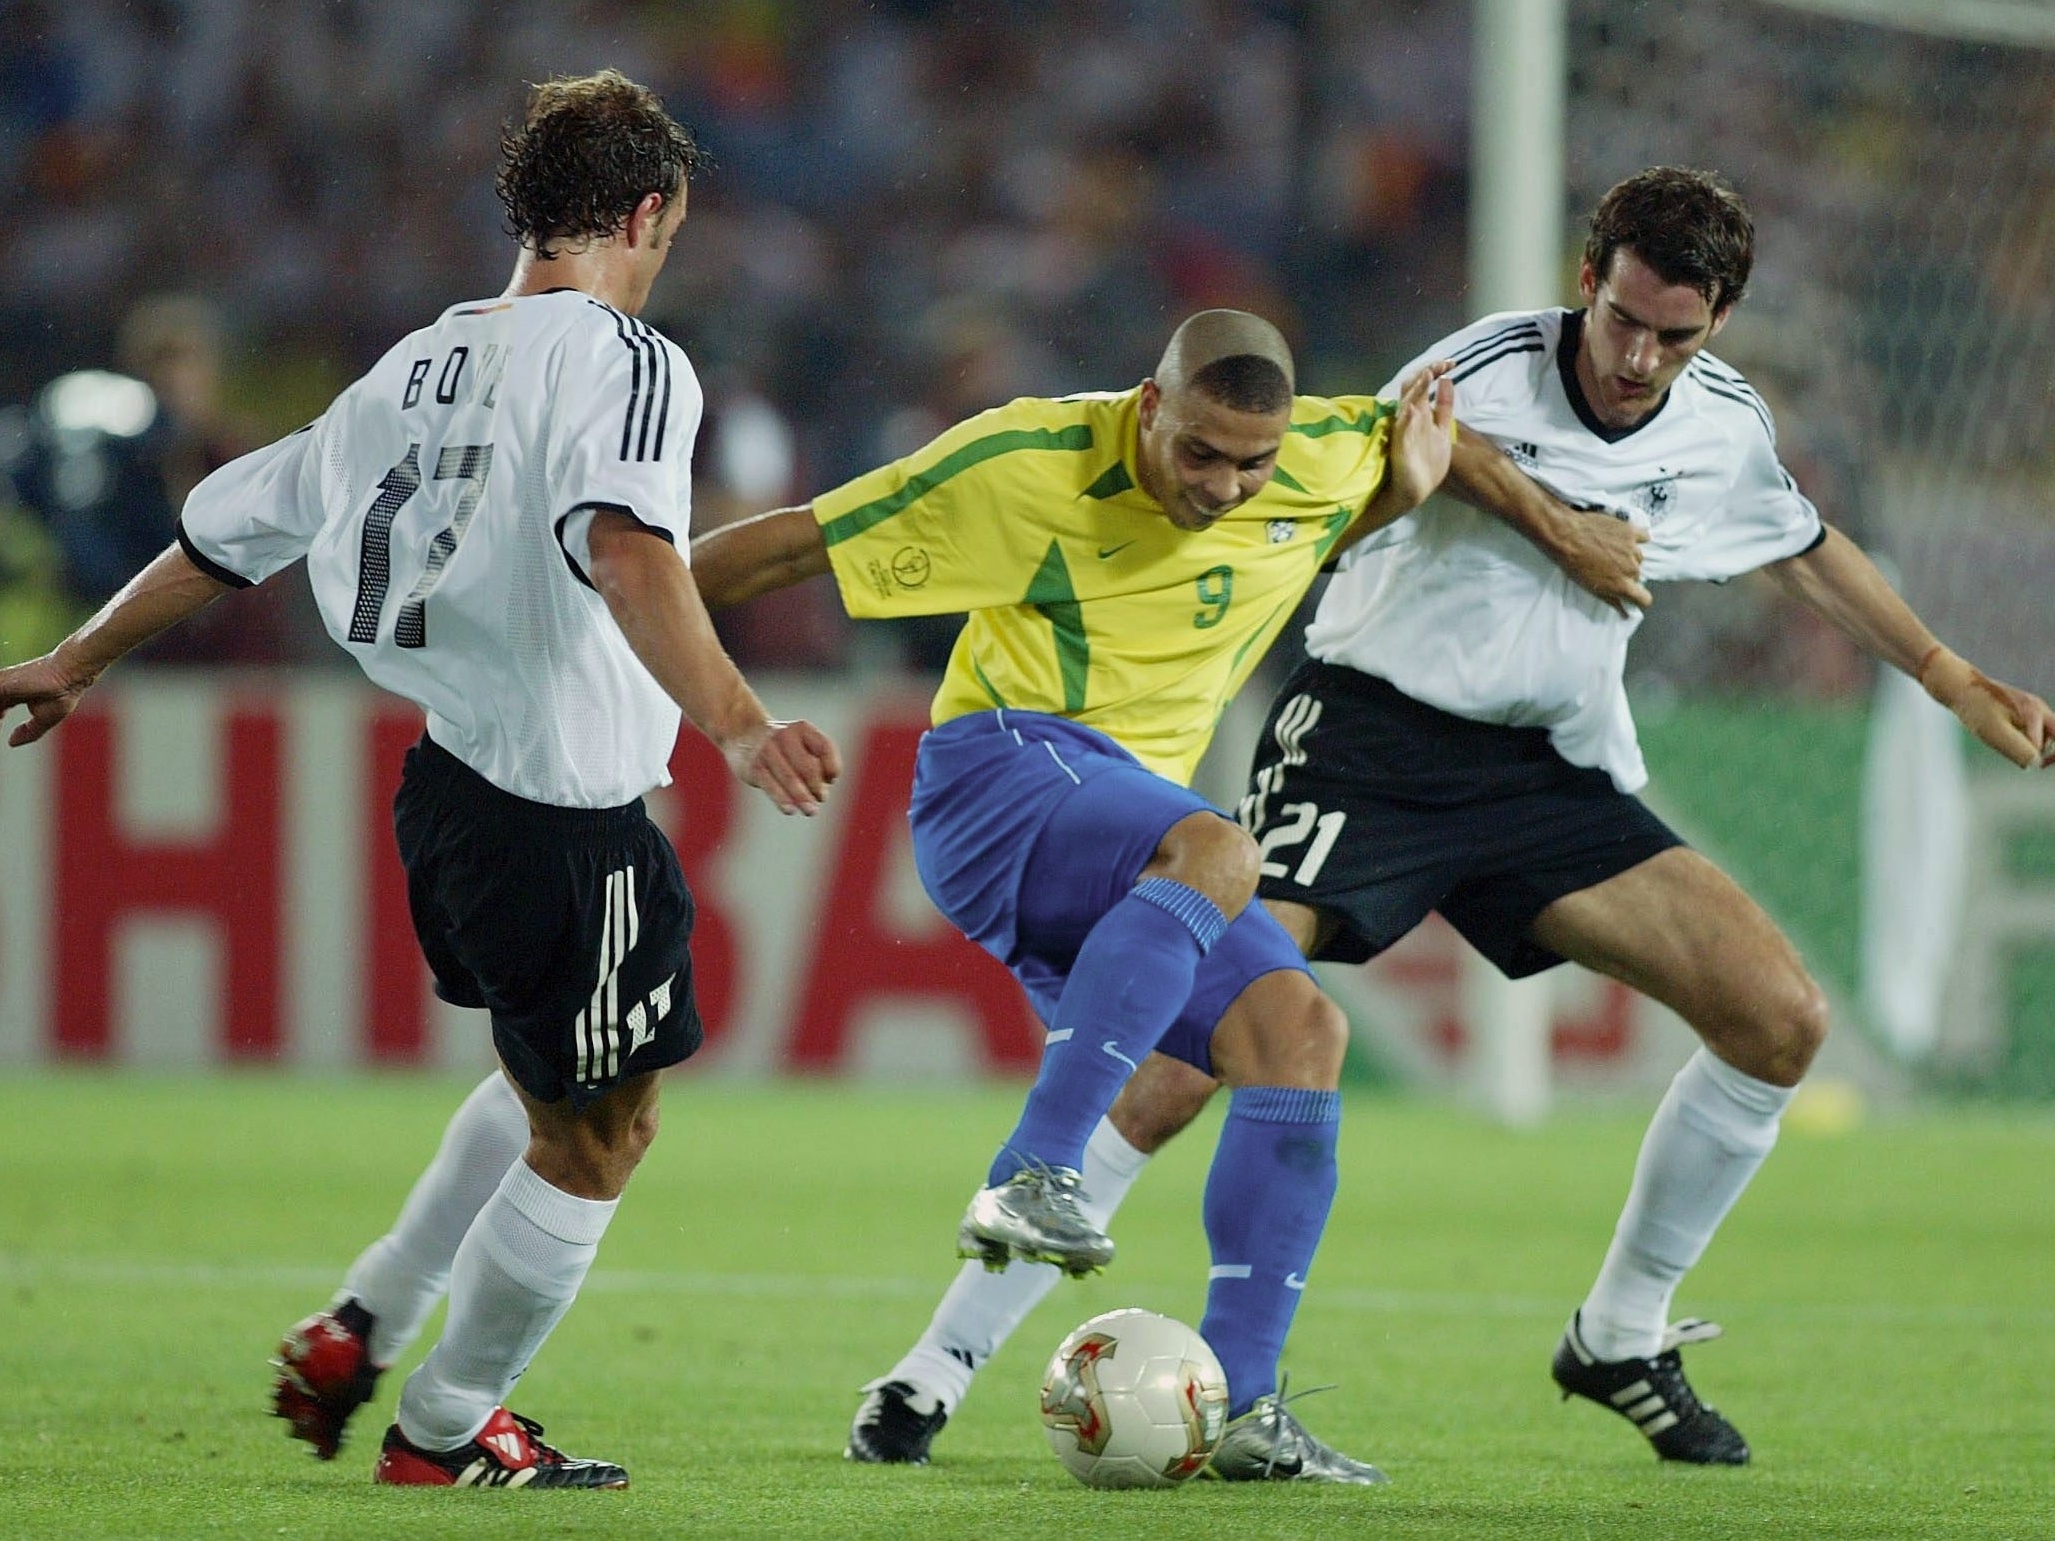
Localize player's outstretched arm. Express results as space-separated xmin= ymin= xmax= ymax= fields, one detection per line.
xmin=1768 ymin=525 xmax=2055 ymax=769
xmin=1444 ymin=427 xmax=1652 ymax=614
xmin=0 ymin=544 xmax=230 ymax=748
xmin=687 ymin=505 xmax=832 ymax=611
xmin=1335 ymin=361 xmax=1457 ymax=553
xmin=586 ymin=511 xmax=842 ymax=813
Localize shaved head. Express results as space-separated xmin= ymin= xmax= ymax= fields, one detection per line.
xmin=1155 ymin=310 xmax=1295 ymax=410
xmin=1134 ymin=310 xmax=1297 ymax=531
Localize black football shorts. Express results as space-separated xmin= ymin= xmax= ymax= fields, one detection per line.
xmin=1241 ymin=658 xmax=1683 ymax=978
xmin=393 ymin=734 xmax=703 ymax=1107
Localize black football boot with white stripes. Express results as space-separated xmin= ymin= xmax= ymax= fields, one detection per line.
xmin=845 ymin=1379 xmax=950 ymax=1464
xmin=1551 ymin=1313 xmax=1750 ymax=1465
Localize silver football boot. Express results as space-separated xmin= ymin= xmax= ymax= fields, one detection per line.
xmin=955 ymin=1165 xmax=1114 ymax=1277
xmin=1207 ymin=1389 xmax=1389 ymax=1485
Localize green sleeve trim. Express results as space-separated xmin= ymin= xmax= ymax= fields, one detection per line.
xmin=1288 ymin=400 xmax=1396 ymax=438
xmin=1312 ymin=506 xmax=1357 ymax=565
xmin=970 ymin=653 xmax=1009 ymax=708
xmin=819 ymin=424 xmax=1096 ymax=548
xmin=1080 ymin=460 xmax=1135 ymax=500
xmin=1024 ymin=539 xmax=1090 ymax=713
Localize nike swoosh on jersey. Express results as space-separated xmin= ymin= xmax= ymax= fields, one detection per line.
xmin=1097 ymin=540 xmax=1138 ymax=559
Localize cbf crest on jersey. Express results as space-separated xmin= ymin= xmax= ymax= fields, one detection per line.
xmin=1267 ymin=519 xmax=1296 ymax=544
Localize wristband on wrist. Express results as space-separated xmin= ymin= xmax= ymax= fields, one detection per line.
xmin=1914 ymin=644 xmax=1948 ymax=689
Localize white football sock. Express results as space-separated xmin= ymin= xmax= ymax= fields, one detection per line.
xmin=1578 ymin=1048 xmax=1794 ymax=1361
xmin=341 ymin=1071 xmax=530 ymax=1367
xmin=883 ymin=1117 xmax=1150 ymax=1411
xmin=394 ymin=1160 xmax=617 ymax=1450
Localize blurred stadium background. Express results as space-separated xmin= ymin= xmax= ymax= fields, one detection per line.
xmin=1 ymin=0 xmax=2053 ymax=1111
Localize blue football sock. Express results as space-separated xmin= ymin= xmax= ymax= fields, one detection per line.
xmin=1199 ymin=1085 xmax=1342 ymax=1416
xmin=988 ymin=878 xmax=1226 ymax=1185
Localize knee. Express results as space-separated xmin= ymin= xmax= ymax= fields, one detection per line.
xmin=530 ymin=1098 xmax=660 ymax=1201
xmin=1716 ymin=972 xmax=1829 ymax=1087
xmin=1781 ymin=976 xmax=1831 ymax=1078
xmin=626 ymin=1099 xmax=662 ymax=1162
xmin=1148 ymin=814 xmax=1261 ymax=918
xmin=1215 ymin=978 xmax=1350 ymax=1090
xmin=1299 ymin=993 xmax=1351 ymax=1081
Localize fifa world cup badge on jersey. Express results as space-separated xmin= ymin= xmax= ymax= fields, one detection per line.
xmin=891 ymin=546 xmax=932 ymax=589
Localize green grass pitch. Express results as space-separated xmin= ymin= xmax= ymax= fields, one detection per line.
xmin=2 ymin=1073 xmax=2051 ymax=1539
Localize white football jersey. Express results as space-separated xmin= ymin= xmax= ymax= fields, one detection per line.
xmin=1308 ymin=307 xmax=1823 ymax=791
xmin=178 ymin=290 xmax=703 ymax=807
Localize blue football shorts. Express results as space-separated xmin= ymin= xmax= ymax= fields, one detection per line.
xmin=909 ymin=709 xmax=1312 ymax=1076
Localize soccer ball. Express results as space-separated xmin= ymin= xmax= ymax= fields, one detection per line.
xmin=1039 ymin=1308 xmax=1230 ymax=1489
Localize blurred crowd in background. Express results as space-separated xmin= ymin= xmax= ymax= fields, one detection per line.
xmin=0 ymin=0 xmax=2048 ymax=694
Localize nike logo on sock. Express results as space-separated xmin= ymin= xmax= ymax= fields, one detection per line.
xmin=1284 ymin=1272 xmax=1308 ymax=1291
xmin=1100 ymin=1040 xmax=1138 ymax=1072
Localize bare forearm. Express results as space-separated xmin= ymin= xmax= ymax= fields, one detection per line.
xmin=1333 ymin=363 xmax=1457 ymax=554
xmin=1766 ymin=526 xmax=1935 ymax=677
xmin=688 ymin=506 xmax=831 ymax=610
xmin=1345 ymin=467 xmax=1427 ymax=548
xmin=1446 ymin=426 xmax=1572 ymax=553
xmin=58 ymin=545 xmax=230 ymax=684
xmin=1446 ymin=426 xmax=1650 ymax=612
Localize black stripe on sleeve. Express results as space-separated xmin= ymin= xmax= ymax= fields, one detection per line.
xmin=1793 ymin=522 xmax=1828 ymax=558
xmin=649 ymin=329 xmax=674 ymax=462
xmin=1449 ymin=319 xmax=1544 ymax=365
xmin=632 ymin=319 xmax=663 ymax=462
xmin=1690 ymin=353 xmax=1757 ymax=391
xmin=175 ymin=518 xmax=256 ymax=589
xmin=1692 ymin=373 xmax=1776 ymax=442
xmin=594 ymin=303 xmax=643 ymax=462
xmin=1452 ymin=339 xmax=1546 ymax=384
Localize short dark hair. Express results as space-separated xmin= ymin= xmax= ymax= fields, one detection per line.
xmin=1584 ymin=167 xmax=1754 ymax=313
xmin=1189 ymin=355 xmax=1293 ymax=414
xmin=496 ymin=70 xmax=704 ymax=255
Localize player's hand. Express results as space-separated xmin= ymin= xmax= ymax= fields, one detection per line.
xmin=1382 ymin=360 xmax=1457 ymax=513
xmin=728 ymin=718 xmax=843 ymax=815
xmin=1921 ymin=649 xmax=2055 ymax=769
xmin=1550 ymin=506 xmax=1652 ymax=615
xmin=0 ymin=651 xmax=94 ymax=748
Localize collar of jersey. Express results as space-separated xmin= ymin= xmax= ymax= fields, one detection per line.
xmin=1557 ymin=309 xmax=1673 ymax=444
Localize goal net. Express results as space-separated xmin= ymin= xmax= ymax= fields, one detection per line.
xmin=1569 ymin=0 xmax=2055 ymax=1090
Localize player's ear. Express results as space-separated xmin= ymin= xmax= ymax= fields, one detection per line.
xmin=1577 ymin=258 xmax=1598 ymax=305
xmin=1706 ymin=303 xmax=1734 ymax=342
xmin=626 ymin=191 xmax=667 ymax=248
xmin=1138 ymin=378 xmax=1162 ymax=429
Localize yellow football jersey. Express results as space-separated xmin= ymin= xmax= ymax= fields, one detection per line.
xmin=813 ymin=386 xmax=1396 ymax=784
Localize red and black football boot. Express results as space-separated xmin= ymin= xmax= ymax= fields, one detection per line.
xmin=373 ymin=1407 xmax=628 ymax=1489
xmin=271 ymin=1298 xmax=382 ymax=1461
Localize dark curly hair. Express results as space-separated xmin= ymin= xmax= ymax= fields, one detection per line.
xmin=496 ymin=70 xmax=704 ymax=255
xmin=1585 ymin=167 xmax=1754 ymax=313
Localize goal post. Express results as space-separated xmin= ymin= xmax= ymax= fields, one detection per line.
xmin=1465 ymin=0 xmax=2055 ymax=1116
